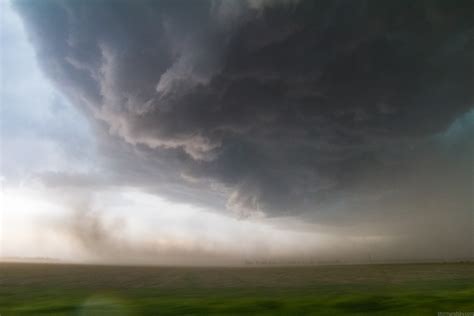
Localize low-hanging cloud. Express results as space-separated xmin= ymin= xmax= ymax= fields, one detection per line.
xmin=14 ymin=0 xmax=474 ymax=260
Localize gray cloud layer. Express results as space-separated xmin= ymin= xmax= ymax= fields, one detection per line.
xmin=14 ymin=0 xmax=474 ymax=259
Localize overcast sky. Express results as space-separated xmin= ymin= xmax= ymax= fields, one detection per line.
xmin=1 ymin=0 xmax=473 ymax=265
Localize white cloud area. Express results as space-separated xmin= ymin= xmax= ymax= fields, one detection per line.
xmin=1 ymin=0 xmax=95 ymax=181
xmin=0 ymin=184 xmax=335 ymax=265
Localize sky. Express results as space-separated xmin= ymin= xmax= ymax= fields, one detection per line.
xmin=0 ymin=0 xmax=473 ymax=265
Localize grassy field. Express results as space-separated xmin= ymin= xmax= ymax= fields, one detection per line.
xmin=1 ymin=262 xmax=473 ymax=315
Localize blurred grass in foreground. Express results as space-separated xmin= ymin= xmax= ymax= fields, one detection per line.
xmin=1 ymin=262 xmax=473 ymax=315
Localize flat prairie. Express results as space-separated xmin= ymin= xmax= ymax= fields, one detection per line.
xmin=1 ymin=262 xmax=473 ymax=315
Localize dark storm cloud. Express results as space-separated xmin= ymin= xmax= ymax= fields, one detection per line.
xmin=15 ymin=0 xmax=474 ymax=251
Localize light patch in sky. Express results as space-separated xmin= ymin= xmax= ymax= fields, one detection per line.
xmin=1 ymin=0 xmax=95 ymax=183
xmin=1 ymin=185 xmax=331 ymax=265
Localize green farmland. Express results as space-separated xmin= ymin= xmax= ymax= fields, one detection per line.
xmin=1 ymin=262 xmax=473 ymax=315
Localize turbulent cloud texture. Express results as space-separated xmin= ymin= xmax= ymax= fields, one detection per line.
xmin=14 ymin=0 xmax=474 ymax=258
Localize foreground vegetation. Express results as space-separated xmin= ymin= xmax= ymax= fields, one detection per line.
xmin=1 ymin=262 xmax=473 ymax=315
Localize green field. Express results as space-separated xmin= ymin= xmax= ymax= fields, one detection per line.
xmin=1 ymin=262 xmax=473 ymax=315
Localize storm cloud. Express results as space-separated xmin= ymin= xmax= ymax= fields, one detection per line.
xmin=14 ymin=0 xmax=474 ymax=260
